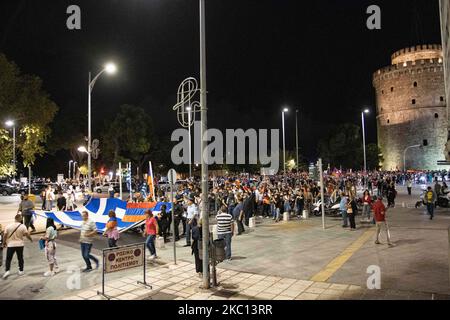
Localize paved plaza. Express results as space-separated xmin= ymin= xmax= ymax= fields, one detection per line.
xmin=0 ymin=186 xmax=449 ymax=300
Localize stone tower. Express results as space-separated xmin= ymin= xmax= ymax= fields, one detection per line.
xmin=373 ymin=44 xmax=448 ymax=170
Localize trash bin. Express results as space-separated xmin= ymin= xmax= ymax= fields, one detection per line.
xmin=213 ymin=239 xmax=225 ymax=263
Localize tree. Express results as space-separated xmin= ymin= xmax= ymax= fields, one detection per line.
xmin=318 ymin=123 xmax=363 ymax=170
xmin=366 ymin=143 xmax=382 ymax=171
xmin=0 ymin=129 xmax=12 ymax=176
xmin=0 ymin=54 xmax=58 ymax=167
xmin=101 ymin=105 xmax=154 ymax=181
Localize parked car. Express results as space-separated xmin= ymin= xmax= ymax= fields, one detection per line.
xmin=0 ymin=183 xmax=16 ymax=196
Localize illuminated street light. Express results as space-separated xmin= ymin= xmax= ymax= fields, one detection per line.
xmin=87 ymin=62 xmax=118 ymax=191
xmin=4 ymin=120 xmax=16 ymax=178
xmin=78 ymin=146 xmax=88 ymax=154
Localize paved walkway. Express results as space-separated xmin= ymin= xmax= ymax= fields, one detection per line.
xmin=1 ymin=185 xmax=450 ymax=300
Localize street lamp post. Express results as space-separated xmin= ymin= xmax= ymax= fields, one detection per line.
xmin=199 ymin=0 xmax=210 ymax=290
xmin=403 ymin=144 xmax=421 ymax=171
xmin=5 ymin=120 xmax=16 ymax=178
xmin=186 ymin=106 xmax=192 ymax=178
xmin=282 ymin=108 xmax=288 ymax=177
xmin=73 ymin=161 xmax=77 ymax=180
xmin=87 ymin=62 xmax=117 ymax=192
xmin=361 ymin=109 xmax=370 ymax=173
xmin=68 ymin=160 xmax=73 ymax=181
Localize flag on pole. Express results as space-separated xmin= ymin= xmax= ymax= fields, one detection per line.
xmin=148 ymin=161 xmax=156 ymax=201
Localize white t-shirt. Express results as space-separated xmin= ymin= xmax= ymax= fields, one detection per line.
xmin=5 ymin=223 xmax=28 ymax=248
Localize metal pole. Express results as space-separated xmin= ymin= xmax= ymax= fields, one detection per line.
xmin=318 ymin=158 xmax=325 ymax=230
xmin=12 ymin=126 xmax=16 ymax=179
xmin=119 ymin=162 xmax=123 ymax=200
xmin=200 ymin=0 xmax=210 ymax=289
xmin=282 ymin=111 xmax=286 ymax=176
xmin=68 ymin=161 xmax=72 ymax=182
xmin=28 ymin=165 xmax=31 ymax=195
xmin=171 ymin=181 xmax=177 ymax=264
xmin=362 ymin=112 xmax=367 ymax=172
xmin=73 ymin=162 xmax=77 ymax=180
xmin=295 ymin=109 xmax=299 ymax=171
xmin=88 ymin=72 xmax=92 ymax=193
xmin=188 ymin=109 xmax=192 ymax=178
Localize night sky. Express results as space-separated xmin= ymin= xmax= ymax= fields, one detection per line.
xmin=0 ymin=0 xmax=443 ymax=175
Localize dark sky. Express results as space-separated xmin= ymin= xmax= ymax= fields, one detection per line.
xmin=0 ymin=0 xmax=443 ymax=174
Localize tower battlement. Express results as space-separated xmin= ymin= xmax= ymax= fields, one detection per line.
xmin=373 ymin=58 xmax=443 ymax=81
xmin=391 ymin=44 xmax=442 ymax=65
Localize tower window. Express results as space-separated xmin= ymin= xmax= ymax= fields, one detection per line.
xmin=413 ymin=82 xmax=418 ymax=87
xmin=382 ymin=90 xmax=384 ymax=94
xmin=387 ymin=119 xmax=390 ymax=124
xmin=412 ymin=99 xmax=416 ymax=105
xmin=435 ymin=113 xmax=439 ymax=118
xmin=440 ymin=96 xmax=444 ymax=102
xmin=423 ymin=139 xmax=428 ymax=146
xmin=391 ymin=87 xmax=394 ymax=92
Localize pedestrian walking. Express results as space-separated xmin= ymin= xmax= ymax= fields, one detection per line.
xmin=2 ymin=214 xmax=33 ymax=279
xmin=232 ymin=197 xmax=245 ymax=235
xmin=216 ymin=205 xmax=234 ymax=261
xmin=56 ymin=192 xmax=66 ymax=211
xmin=79 ymin=211 xmax=99 ymax=272
xmin=373 ymin=196 xmax=394 ymax=247
xmin=361 ymin=190 xmax=372 ymax=221
xmin=144 ymin=210 xmax=158 ymax=260
xmin=103 ymin=210 xmax=119 ymax=248
xmin=184 ymin=196 xmax=198 ymax=247
xmin=17 ymin=194 xmax=36 ymax=233
xmin=424 ymin=186 xmax=437 ymax=220
xmin=340 ymin=193 xmax=348 ymax=228
xmin=0 ymin=224 xmax=4 ymax=267
xmin=347 ymin=197 xmax=357 ymax=230
xmin=41 ymin=218 xmax=59 ymax=277
xmin=407 ymin=179 xmax=413 ymax=196
xmin=191 ymin=218 xmax=202 ymax=276
xmin=46 ymin=187 xmax=55 ymax=211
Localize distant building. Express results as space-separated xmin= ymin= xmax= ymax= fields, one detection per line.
xmin=439 ymin=0 xmax=450 ymax=161
xmin=373 ymin=45 xmax=448 ymax=170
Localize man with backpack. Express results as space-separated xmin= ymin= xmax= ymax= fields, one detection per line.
xmin=424 ymin=186 xmax=437 ymax=220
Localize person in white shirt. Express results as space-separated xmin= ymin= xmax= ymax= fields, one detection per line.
xmin=46 ymin=187 xmax=55 ymax=211
xmin=79 ymin=211 xmax=99 ymax=272
xmin=184 ymin=196 xmax=198 ymax=247
xmin=3 ymin=214 xmax=33 ymax=279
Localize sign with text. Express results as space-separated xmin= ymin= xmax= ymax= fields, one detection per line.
xmin=104 ymin=244 xmax=144 ymax=274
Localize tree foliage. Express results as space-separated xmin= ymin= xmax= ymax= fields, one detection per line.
xmin=0 ymin=53 xmax=58 ymax=167
xmin=101 ymin=105 xmax=154 ymax=179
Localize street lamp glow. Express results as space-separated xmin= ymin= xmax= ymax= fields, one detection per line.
xmin=5 ymin=120 xmax=14 ymax=127
xmin=186 ymin=106 xmax=192 ymax=111
xmin=283 ymin=108 xmax=289 ymax=113
xmin=364 ymin=109 xmax=370 ymax=114
xmin=78 ymin=146 xmax=88 ymax=153
xmin=104 ymin=63 xmax=117 ymax=74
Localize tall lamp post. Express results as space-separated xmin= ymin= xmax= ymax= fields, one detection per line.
xmin=186 ymin=106 xmax=193 ymax=178
xmin=87 ymin=62 xmax=117 ymax=192
xmin=73 ymin=161 xmax=77 ymax=180
xmin=403 ymin=144 xmax=421 ymax=171
xmin=68 ymin=160 xmax=73 ymax=181
xmin=77 ymin=146 xmax=90 ymax=185
xmin=199 ymin=0 xmax=210 ymax=290
xmin=282 ymin=108 xmax=288 ymax=177
xmin=5 ymin=120 xmax=16 ymax=178
xmin=361 ymin=109 xmax=370 ymax=173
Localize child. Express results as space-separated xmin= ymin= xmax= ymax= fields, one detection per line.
xmin=0 ymin=224 xmax=4 ymax=267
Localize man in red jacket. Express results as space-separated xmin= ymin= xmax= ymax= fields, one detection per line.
xmin=372 ymin=196 xmax=394 ymax=247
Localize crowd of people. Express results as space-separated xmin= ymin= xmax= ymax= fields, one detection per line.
xmin=1 ymin=169 xmax=447 ymax=280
